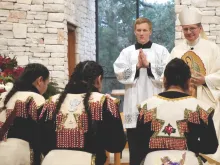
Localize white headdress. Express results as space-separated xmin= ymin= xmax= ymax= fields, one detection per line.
xmin=179 ymin=6 xmax=207 ymax=39
xmin=179 ymin=6 xmax=202 ymax=25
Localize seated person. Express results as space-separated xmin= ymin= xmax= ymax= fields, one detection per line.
xmin=0 ymin=63 xmax=49 ymax=165
xmin=39 ymin=61 xmax=126 ymax=165
xmin=137 ymin=58 xmax=218 ymax=165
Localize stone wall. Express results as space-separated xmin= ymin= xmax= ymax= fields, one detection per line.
xmin=65 ymin=0 xmax=96 ymax=62
xmin=0 ymin=0 xmax=96 ymax=88
xmin=175 ymin=0 xmax=220 ymax=47
xmin=1 ymin=0 xmax=220 ymax=87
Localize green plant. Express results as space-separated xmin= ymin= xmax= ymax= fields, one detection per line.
xmin=43 ymin=82 xmax=60 ymax=99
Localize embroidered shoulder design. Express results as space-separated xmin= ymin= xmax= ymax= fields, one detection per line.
xmin=0 ymin=96 xmax=44 ymax=140
xmin=184 ymin=105 xmax=214 ymax=124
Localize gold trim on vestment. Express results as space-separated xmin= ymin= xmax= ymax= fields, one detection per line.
xmin=156 ymin=95 xmax=193 ymax=101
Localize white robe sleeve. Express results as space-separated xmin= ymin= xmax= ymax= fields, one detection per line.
xmin=113 ymin=48 xmax=137 ymax=85
xmin=150 ymin=46 xmax=170 ymax=88
xmin=205 ymin=45 xmax=220 ymax=100
xmin=150 ymin=46 xmax=170 ymax=81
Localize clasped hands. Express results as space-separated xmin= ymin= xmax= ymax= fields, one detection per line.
xmin=136 ymin=48 xmax=149 ymax=69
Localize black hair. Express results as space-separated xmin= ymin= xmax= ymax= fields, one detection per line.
xmin=164 ymin=58 xmax=191 ymax=91
xmin=55 ymin=60 xmax=104 ymax=117
xmin=3 ymin=63 xmax=49 ymax=108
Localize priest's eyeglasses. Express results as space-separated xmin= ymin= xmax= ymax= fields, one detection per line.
xmin=182 ymin=27 xmax=198 ymax=33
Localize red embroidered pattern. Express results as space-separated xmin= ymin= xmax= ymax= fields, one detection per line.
xmin=106 ymin=97 xmax=119 ymax=118
xmin=149 ymin=137 xmax=187 ymax=150
xmin=90 ymin=101 xmax=103 ymax=121
xmin=28 ymin=98 xmax=38 ymax=120
xmin=178 ymin=121 xmax=188 ymax=134
xmin=57 ymin=129 xmax=84 ymax=148
xmin=199 ymin=108 xmax=209 ymax=124
xmin=54 ymin=95 xmax=120 ymax=149
xmin=144 ymin=111 xmax=154 ymax=123
xmin=0 ymin=97 xmax=39 ymax=140
xmin=56 ymin=113 xmax=64 ymax=130
xmin=0 ymin=121 xmax=3 ymax=127
xmin=14 ymin=101 xmax=28 ymax=118
xmin=56 ymin=111 xmax=88 ymax=148
xmin=12 ymin=97 xmax=39 ymax=120
xmin=0 ymin=121 xmax=7 ymax=140
xmin=187 ymin=111 xmax=200 ymax=124
xmin=39 ymin=101 xmax=56 ymax=120
xmin=162 ymin=123 xmax=176 ymax=136
xmin=78 ymin=113 xmax=88 ymax=133
xmin=151 ymin=120 xmax=163 ymax=132
xmin=6 ymin=109 xmax=13 ymax=118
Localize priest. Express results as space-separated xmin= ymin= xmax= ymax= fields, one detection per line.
xmin=170 ymin=6 xmax=220 ymax=164
xmin=113 ymin=17 xmax=170 ymax=165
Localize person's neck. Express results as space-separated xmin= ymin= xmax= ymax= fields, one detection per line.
xmin=138 ymin=40 xmax=150 ymax=45
xmin=187 ymin=37 xmax=200 ymax=47
xmin=166 ymin=86 xmax=186 ymax=93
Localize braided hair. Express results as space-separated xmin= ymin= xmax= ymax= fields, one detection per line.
xmin=3 ymin=63 xmax=49 ymax=109
xmin=55 ymin=60 xmax=104 ymax=117
xmin=164 ymin=58 xmax=191 ymax=91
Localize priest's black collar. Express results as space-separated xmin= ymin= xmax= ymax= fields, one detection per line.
xmin=135 ymin=41 xmax=152 ymax=50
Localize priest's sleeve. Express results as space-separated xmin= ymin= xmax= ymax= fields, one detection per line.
xmin=113 ymin=49 xmax=138 ymax=84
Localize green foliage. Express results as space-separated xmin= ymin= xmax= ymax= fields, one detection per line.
xmin=98 ymin=0 xmax=136 ymax=78
xmin=43 ymin=82 xmax=60 ymax=99
xmin=0 ymin=76 xmax=14 ymax=83
xmin=139 ymin=0 xmax=175 ymax=52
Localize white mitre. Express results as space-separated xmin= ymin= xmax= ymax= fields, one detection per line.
xmin=179 ymin=6 xmax=202 ymax=25
xmin=179 ymin=6 xmax=207 ymax=39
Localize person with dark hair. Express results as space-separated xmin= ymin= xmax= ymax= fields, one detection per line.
xmin=136 ymin=58 xmax=218 ymax=165
xmin=0 ymin=63 xmax=50 ymax=165
xmin=39 ymin=61 xmax=126 ymax=165
xmin=170 ymin=7 xmax=220 ymax=163
xmin=113 ymin=17 xmax=170 ymax=165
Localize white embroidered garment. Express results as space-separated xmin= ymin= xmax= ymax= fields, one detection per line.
xmin=39 ymin=92 xmax=120 ymax=150
xmin=170 ymin=38 xmax=220 ymax=162
xmin=138 ymin=93 xmax=217 ymax=165
xmin=0 ymin=91 xmax=45 ymax=165
xmin=139 ymin=95 xmax=214 ymax=149
xmin=0 ymin=91 xmax=45 ymax=127
xmin=113 ymin=43 xmax=170 ymax=128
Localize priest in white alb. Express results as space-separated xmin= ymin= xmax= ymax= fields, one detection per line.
xmin=169 ymin=6 xmax=220 ymax=164
xmin=113 ymin=17 xmax=170 ymax=165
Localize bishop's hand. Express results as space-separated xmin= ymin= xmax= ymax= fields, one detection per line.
xmin=191 ymin=71 xmax=205 ymax=86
